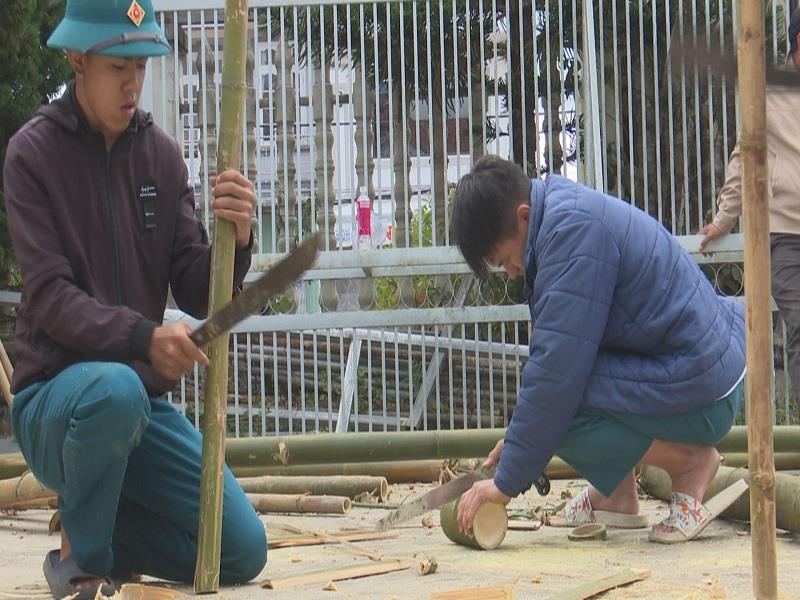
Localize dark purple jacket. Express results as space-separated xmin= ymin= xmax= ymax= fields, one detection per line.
xmin=3 ymin=85 xmax=251 ymax=395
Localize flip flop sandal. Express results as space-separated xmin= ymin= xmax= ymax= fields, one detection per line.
xmin=648 ymin=478 xmax=749 ymax=544
xmin=43 ymin=549 xmax=116 ymax=600
xmin=548 ymin=487 xmax=649 ymax=529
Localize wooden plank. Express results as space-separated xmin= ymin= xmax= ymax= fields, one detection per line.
xmin=549 ymin=569 xmax=650 ymax=600
xmin=268 ymin=530 xmax=399 ymax=549
xmin=430 ymin=585 xmax=514 ymax=600
xmin=261 ymin=559 xmax=410 ymax=590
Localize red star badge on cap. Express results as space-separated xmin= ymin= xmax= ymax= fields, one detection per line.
xmin=127 ymin=0 xmax=145 ymax=27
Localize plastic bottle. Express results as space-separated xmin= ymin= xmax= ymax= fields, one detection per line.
xmin=356 ymin=186 xmax=372 ymax=251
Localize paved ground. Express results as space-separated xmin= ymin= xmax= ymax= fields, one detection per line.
xmin=1 ymin=479 xmax=799 ymax=599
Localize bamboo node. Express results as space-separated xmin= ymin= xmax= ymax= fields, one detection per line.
xmin=272 ymin=442 xmax=289 ymax=465
xmin=752 ymin=471 xmax=775 ymax=491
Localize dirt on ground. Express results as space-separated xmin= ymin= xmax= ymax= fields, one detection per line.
xmin=1 ymin=479 xmax=799 ymax=600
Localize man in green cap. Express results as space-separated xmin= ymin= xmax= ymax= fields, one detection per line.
xmin=3 ymin=1 xmax=267 ymax=597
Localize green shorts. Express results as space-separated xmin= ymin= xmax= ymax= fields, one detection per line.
xmin=555 ymin=380 xmax=744 ymax=497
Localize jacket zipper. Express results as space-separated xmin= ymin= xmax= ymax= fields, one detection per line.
xmin=105 ymin=151 xmax=124 ymax=304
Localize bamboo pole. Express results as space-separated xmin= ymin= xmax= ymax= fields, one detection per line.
xmin=232 ymin=460 xmax=444 ymax=483
xmin=238 ymin=475 xmax=389 ymax=501
xmin=716 ymin=426 xmax=800 ymax=454
xmin=225 ymin=426 xmax=797 ymax=469
xmin=738 ymin=2 xmax=778 ymax=597
xmin=0 ymin=471 xmax=55 ymax=510
xmin=194 ymin=0 xmax=249 ymax=593
xmin=225 ymin=429 xmax=506 ymax=468
xmin=0 ymin=453 xmax=27 ymax=480
xmin=232 ymin=456 xmax=581 ymax=481
xmin=247 ymin=493 xmax=351 ymax=515
xmin=722 ymin=453 xmax=800 ymax=471
xmin=640 ymin=466 xmax=800 ymax=535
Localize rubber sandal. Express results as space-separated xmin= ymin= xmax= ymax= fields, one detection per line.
xmin=43 ymin=549 xmax=116 ymax=600
xmin=648 ymin=478 xmax=749 ymax=544
xmin=548 ymin=487 xmax=648 ymax=529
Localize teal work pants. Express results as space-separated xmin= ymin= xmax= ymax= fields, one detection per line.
xmin=11 ymin=362 xmax=267 ymax=582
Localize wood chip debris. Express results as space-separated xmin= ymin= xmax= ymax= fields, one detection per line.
xmin=415 ymin=555 xmax=438 ymax=576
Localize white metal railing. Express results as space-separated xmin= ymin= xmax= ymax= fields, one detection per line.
xmin=143 ymin=0 xmax=798 ymax=432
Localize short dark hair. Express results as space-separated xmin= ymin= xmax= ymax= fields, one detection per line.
xmin=453 ymin=155 xmax=532 ymax=279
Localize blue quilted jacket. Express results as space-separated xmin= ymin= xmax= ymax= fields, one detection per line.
xmin=494 ymin=176 xmax=746 ymax=497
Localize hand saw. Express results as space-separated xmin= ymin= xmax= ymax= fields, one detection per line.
xmin=376 ymin=468 xmax=550 ymax=531
xmin=189 ymin=233 xmax=320 ymax=347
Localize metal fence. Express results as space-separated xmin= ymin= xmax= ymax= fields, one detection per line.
xmin=147 ymin=0 xmax=799 ymax=433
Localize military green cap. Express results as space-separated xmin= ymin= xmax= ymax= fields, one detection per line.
xmin=48 ymin=0 xmax=171 ymax=58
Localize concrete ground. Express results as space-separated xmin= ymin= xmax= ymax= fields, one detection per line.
xmin=1 ymin=479 xmax=799 ymax=600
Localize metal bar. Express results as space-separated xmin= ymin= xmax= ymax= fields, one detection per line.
xmin=399 ymin=3 xmax=411 ymax=247
xmin=652 ymin=0 xmax=663 ymax=222
xmin=425 ymin=0 xmax=436 ymax=245
xmin=408 ymin=275 xmax=472 ymax=427
xmin=624 ymin=1 xmax=634 ymax=201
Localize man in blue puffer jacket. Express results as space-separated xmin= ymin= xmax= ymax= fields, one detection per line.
xmin=453 ymin=156 xmax=747 ymax=544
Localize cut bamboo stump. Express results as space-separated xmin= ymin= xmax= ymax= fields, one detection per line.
xmin=640 ymin=465 xmax=800 ymax=534
xmin=247 ymin=493 xmax=351 ymax=515
xmin=0 ymin=471 xmax=55 ymax=510
xmin=238 ymin=475 xmax=388 ymax=501
xmin=439 ymin=498 xmax=507 ymax=550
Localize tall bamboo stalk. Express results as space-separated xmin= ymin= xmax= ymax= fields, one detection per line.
xmin=194 ymin=0 xmax=249 ymax=593
xmin=738 ymin=2 xmax=778 ymax=597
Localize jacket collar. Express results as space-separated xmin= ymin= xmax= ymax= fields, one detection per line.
xmin=523 ymin=177 xmax=547 ymax=299
xmin=36 ymin=81 xmax=152 ymax=137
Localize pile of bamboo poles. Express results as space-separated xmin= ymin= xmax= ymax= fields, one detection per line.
xmin=3 ymin=425 xmax=800 ymax=511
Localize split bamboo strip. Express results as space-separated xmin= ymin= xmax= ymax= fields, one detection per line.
xmin=738 ymin=1 xmax=778 ymax=597
xmin=247 ymin=493 xmax=351 ymax=515
xmin=116 ymin=583 xmax=191 ymax=600
xmin=0 ymin=471 xmax=55 ymax=510
xmin=260 ymin=559 xmax=410 ymax=590
xmin=549 ymin=570 xmax=651 ymax=600
xmin=239 ymin=475 xmax=388 ymax=501
xmin=194 ymin=0 xmax=249 ymax=593
xmin=267 ymin=529 xmax=398 ymax=550
xmin=0 ymin=454 xmax=27 ymax=480
xmin=640 ymin=465 xmax=800 ymax=534
xmin=430 ymin=585 xmax=514 ymax=600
